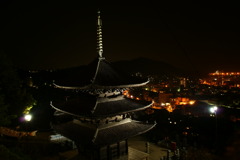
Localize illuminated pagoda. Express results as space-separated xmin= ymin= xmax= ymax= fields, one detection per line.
xmin=51 ymin=11 xmax=156 ymax=160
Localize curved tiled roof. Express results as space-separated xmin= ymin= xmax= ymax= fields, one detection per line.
xmin=53 ymin=57 xmax=149 ymax=89
xmin=51 ymin=95 xmax=153 ymax=118
xmin=52 ymin=119 xmax=156 ymax=146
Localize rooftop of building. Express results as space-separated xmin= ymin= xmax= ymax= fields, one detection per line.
xmin=53 ymin=57 xmax=149 ymax=90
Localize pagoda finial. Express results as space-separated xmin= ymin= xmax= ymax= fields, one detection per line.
xmin=97 ymin=10 xmax=103 ymax=58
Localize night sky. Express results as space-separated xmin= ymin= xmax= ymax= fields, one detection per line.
xmin=1 ymin=1 xmax=240 ymax=73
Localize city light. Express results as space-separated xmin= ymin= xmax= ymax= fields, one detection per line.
xmin=209 ymin=71 xmax=240 ymax=76
xmin=189 ymin=100 xmax=196 ymax=105
xmin=203 ymin=71 xmax=240 ymax=88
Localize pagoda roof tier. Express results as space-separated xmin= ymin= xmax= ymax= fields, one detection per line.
xmin=53 ymin=57 xmax=149 ymax=90
xmin=51 ymin=95 xmax=153 ymax=118
xmin=52 ymin=118 xmax=156 ymax=146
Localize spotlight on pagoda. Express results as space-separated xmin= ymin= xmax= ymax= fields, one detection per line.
xmin=24 ymin=114 xmax=32 ymax=121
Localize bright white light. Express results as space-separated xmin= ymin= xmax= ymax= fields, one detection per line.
xmin=209 ymin=108 xmax=215 ymax=113
xmin=209 ymin=106 xmax=218 ymax=113
xmin=24 ymin=114 xmax=32 ymax=121
xmin=213 ymin=106 xmax=218 ymax=111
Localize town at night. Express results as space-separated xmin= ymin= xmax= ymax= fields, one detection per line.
xmin=0 ymin=1 xmax=240 ymax=160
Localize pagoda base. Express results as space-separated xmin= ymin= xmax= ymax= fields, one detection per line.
xmin=76 ymin=140 xmax=128 ymax=160
xmin=71 ymin=145 xmax=148 ymax=160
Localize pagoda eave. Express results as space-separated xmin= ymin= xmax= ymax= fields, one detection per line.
xmin=52 ymin=119 xmax=156 ymax=146
xmin=53 ymin=80 xmax=149 ymax=90
xmin=51 ymin=101 xmax=153 ymax=119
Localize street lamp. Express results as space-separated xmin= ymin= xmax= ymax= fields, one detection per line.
xmin=209 ymin=106 xmax=218 ymax=115
xmin=24 ymin=114 xmax=32 ymax=121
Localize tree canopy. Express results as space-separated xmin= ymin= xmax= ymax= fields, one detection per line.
xmin=0 ymin=50 xmax=35 ymax=126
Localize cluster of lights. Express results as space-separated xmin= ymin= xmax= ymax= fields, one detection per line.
xmin=166 ymin=105 xmax=173 ymax=112
xmin=123 ymin=90 xmax=141 ymax=101
xmin=178 ymin=100 xmax=195 ymax=105
xmin=168 ymin=118 xmax=177 ymax=124
xmin=161 ymin=102 xmax=171 ymax=106
xmin=169 ymin=121 xmax=177 ymax=124
xmin=209 ymin=72 xmax=240 ymax=76
xmin=209 ymin=106 xmax=218 ymax=113
xmin=209 ymin=106 xmax=218 ymax=117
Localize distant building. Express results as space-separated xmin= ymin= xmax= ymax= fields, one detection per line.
xmin=202 ymin=70 xmax=240 ymax=88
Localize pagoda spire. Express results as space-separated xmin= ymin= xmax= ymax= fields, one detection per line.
xmin=97 ymin=10 xmax=103 ymax=58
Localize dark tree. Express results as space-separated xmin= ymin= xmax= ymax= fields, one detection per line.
xmin=0 ymin=50 xmax=35 ymax=126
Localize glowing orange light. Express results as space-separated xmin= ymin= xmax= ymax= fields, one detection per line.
xmin=166 ymin=105 xmax=173 ymax=112
xmin=209 ymin=71 xmax=240 ymax=76
xmin=189 ymin=100 xmax=195 ymax=105
xmin=183 ymin=132 xmax=188 ymax=135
